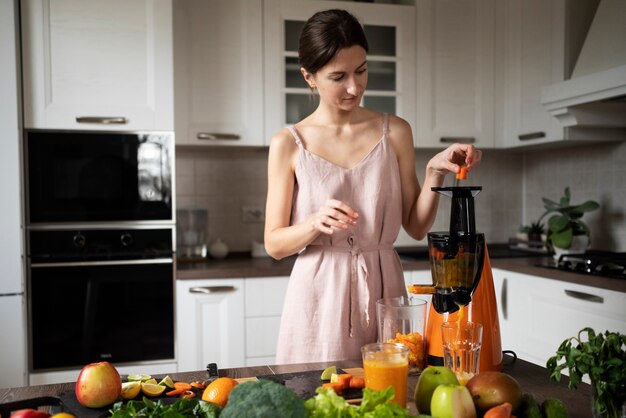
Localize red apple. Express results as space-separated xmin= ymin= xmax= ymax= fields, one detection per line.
xmin=10 ymin=409 xmax=51 ymax=418
xmin=75 ymin=361 xmax=122 ymax=408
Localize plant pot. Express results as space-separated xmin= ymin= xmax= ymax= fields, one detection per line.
xmin=552 ymin=235 xmax=589 ymax=260
xmin=591 ymin=380 xmax=626 ymax=418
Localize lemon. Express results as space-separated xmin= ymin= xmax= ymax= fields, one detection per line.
xmin=141 ymin=382 xmax=166 ymax=397
xmin=320 ymin=365 xmax=337 ymax=380
xmin=51 ymin=414 xmax=77 ymax=418
xmin=128 ymin=374 xmax=152 ymax=382
xmin=143 ymin=378 xmax=158 ymax=385
xmin=121 ymin=381 xmax=142 ymax=400
xmin=159 ymin=375 xmax=175 ymax=388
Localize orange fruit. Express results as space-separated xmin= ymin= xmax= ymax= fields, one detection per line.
xmin=201 ymin=377 xmax=239 ymax=407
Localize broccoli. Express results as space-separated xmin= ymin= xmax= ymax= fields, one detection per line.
xmin=220 ymin=379 xmax=309 ymax=418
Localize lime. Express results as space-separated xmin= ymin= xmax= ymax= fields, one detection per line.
xmin=330 ymin=373 xmax=340 ymax=383
xmin=121 ymin=381 xmax=142 ymax=400
xmin=128 ymin=374 xmax=152 ymax=382
xmin=141 ymin=382 xmax=166 ymax=397
xmin=320 ymin=365 xmax=337 ymax=380
xmin=143 ymin=378 xmax=158 ymax=385
xmin=159 ymin=375 xmax=175 ymax=388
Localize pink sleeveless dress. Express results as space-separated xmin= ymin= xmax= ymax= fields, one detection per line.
xmin=275 ymin=113 xmax=407 ymax=364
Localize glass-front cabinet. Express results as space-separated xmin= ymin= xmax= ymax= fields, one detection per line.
xmin=264 ymin=0 xmax=416 ymax=143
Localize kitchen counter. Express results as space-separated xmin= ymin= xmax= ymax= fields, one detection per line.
xmin=0 ymin=356 xmax=592 ymax=417
xmin=177 ymin=247 xmax=626 ymax=294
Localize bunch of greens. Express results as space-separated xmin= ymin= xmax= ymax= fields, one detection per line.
xmin=546 ymin=327 xmax=626 ymax=418
xmin=305 ymin=386 xmax=420 ymax=417
xmin=109 ymin=397 xmax=221 ymax=418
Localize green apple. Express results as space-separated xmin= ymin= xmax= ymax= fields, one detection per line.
xmin=414 ymin=366 xmax=459 ymax=414
xmin=430 ymin=384 xmax=477 ymax=418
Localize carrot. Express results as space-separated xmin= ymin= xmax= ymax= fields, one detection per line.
xmin=322 ymin=381 xmax=344 ymax=394
xmin=174 ymin=382 xmax=192 ymax=391
xmin=348 ymin=377 xmax=365 ymax=389
xmin=190 ymin=381 xmax=206 ymax=389
xmin=336 ymin=374 xmax=352 ymax=389
xmin=166 ymin=388 xmax=183 ymax=396
xmin=456 ymin=166 xmax=468 ymax=180
xmin=180 ymin=390 xmax=196 ymax=399
xmin=484 ymin=402 xmax=513 ymax=418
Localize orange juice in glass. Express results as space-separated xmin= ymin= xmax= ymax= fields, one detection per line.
xmin=361 ymin=342 xmax=409 ymax=407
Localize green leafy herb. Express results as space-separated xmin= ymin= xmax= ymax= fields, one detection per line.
xmin=108 ymin=396 xmax=222 ymax=418
xmin=546 ymin=327 xmax=626 ymax=418
xmin=305 ymin=386 xmax=417 ymax=417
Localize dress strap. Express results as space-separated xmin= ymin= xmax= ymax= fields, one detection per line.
xmin=382 ymin=113 xmax=390 ymax=136
xmin=287 ymin=126 xmax=303 ymax=146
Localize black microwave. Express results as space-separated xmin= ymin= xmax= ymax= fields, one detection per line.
xmin=25 ymin=130 xmax=174 ymax=224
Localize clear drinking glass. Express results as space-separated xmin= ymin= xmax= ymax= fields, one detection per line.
xmin=376 ymin=296 xmax=427 ymax=373
xmin=441 ymin=321 xmax=483 ymax=385
xmin=361 ymin=342 xmax=409 ymax=407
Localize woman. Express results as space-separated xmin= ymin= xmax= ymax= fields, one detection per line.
xmin=264 ymin=9 xmax=481 ymax=364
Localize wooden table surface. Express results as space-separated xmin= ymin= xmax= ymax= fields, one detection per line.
xmin=0 ymin=355 xmax=592 ymax=417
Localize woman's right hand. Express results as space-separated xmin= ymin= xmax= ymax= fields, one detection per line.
xmin=311 ymin=199 xmax=359 ymax=234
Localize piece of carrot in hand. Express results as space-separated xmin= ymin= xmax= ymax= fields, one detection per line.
xmin=456 ymin=166 xmax=468 ymax=180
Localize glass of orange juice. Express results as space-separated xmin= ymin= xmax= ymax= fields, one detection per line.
xmin=441 ymin=321 xmax=483 ymax=385
xmin=361 ymin=342 xmax=409 ymax=407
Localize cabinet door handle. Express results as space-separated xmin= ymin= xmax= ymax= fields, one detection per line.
xmin=440 ymin=137 xmax=475 ymax=144
xmin=518 ymin=131 xmax=545 ymax=141
xmin=564 ymin=289 xmax=604 ymax=303
xmin=197 ymin=133 xmax=241 ymax=141
xmin=500 ymin=278 xmax=508 ymax=320
xmin=190 ymin=286 xmax=236 ymax=294
xmin=75 ymin=116 xmax=128 ymax=124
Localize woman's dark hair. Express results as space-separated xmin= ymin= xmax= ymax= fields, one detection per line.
xmin=299 ymin=9 xmax=369 ymax=74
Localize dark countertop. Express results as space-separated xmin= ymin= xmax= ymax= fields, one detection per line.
xmin=0 ymin=356 xmax=592 ymax=417
xmin=177 ymin=245 xmax=626 ymax=293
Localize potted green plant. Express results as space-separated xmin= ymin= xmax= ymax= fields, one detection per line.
xmin=547 ymin=328 xmax=626 ymax=418
xmin=538 ymin=187 xmax=599 ymax=257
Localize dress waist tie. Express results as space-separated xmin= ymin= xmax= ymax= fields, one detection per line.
xmin=307 ymin=238 xmax=395 ymax=337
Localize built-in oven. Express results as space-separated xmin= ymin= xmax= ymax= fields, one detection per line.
xmin=23 ymin=129 xmax=176 ymax=375
xmin=25 ymin=129 xmax=173 ymax=224
xmin=28 ymin=227 xmax=175 ymax=371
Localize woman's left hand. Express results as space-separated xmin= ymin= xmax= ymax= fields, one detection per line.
xmin=427 ymin=143 xmax=482 ymax=176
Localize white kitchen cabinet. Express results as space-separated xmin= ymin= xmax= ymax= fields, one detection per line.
xmin=173 ymin=0 xmax=264 ymax=146
xmin=492 ymin=268 xmax=626 ymax=368
xmin=416 ymin=0 xmax=496 ymax=149
xmin=21 ymin=0 xmax=173 ymax=131
xmin=244 ymin=276 xmax=289 ymax=366
xmin=263 ymin=0 xmax=416 ymax=144
xmin=499 ymin=0 xmax=568 ymax=148
xmin=176 ymin=278 xmax=245 ymax=372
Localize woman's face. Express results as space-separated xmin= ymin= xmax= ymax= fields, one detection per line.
xmin=303 ymin=45 xmax=368 ymax=112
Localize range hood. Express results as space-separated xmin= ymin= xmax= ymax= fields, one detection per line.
xmin=541 ymin=0 xmax=626 ymax=128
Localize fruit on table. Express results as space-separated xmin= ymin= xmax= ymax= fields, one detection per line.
xmin=466 ymin=371 xmax=522 ymax=413
xmin=202 ymin=377 xmax=239 ymax=407
xmin=414 ymin=365 xmax=460 ymax=414
xmin=542 ymin=398 xmax=570 ymax=418
xmin=518 ymin=393 xmax=542 ymax=418
xmin=141 ymin=382 xmax=166 ymax=397
xmin=10 ymin=409 xmax=51 ymax=418
xmin=320 ymin=365 xmax=337 ymax=380
xmin=483 ymin=402 xmax=513 ymax=418
xmin=127 ymin=374 xmax=151 ymax=382
xmin=158 ymin=375 xmax=175 ymax=389
xmin=50 ymin=413 xmax=76 ymax=418
xmin=75 ymin=361 xmax=122 ymax=408
xmin=120 ymin=381 xmax=142 ymax=400
xmin=430 ymin=384 xmax=477 ymax=418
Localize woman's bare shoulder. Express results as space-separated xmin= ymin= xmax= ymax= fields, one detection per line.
xmin=268 ymin=127 xmax=299 ymax=168
xmin=386 ymin=114 xmax=414 ymax=148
